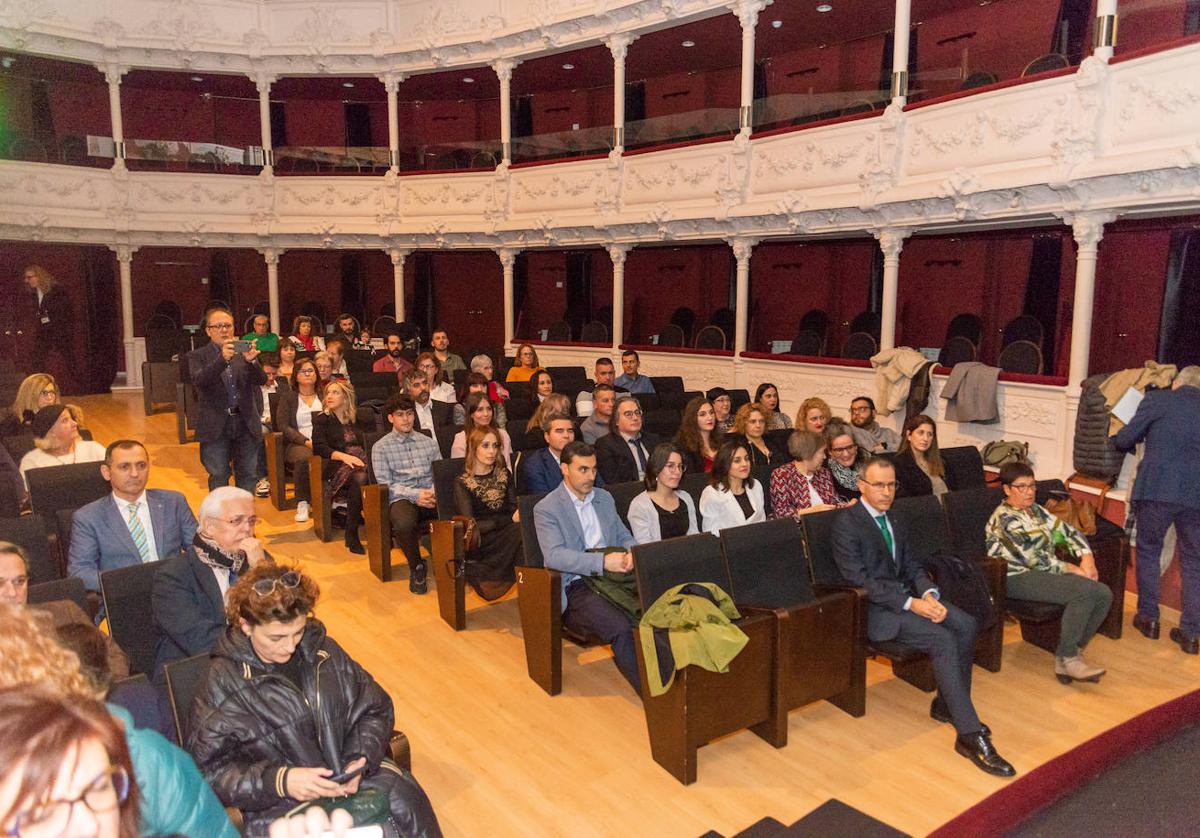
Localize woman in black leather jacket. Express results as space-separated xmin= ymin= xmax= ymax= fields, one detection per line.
xmin=187 ymin=564 xmax=441 ymax=838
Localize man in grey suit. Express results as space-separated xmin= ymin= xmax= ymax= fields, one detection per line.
xmin=68 ymin=440 xmax=198 ymax=595
xmin=833 ymin=456 xmax=1014 ymax=777
xmin=533 ymin=440 xmax=640 ymax=690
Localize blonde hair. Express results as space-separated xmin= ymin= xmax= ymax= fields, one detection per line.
xmin=0 ymin=603 xmax=100 ymax=699
xmin=323 ymin=379 xmax=357 ymax=425
xmin=9 ymin=373 xmax=57 ymax=420
xmin=796 ymin=397 xmax=832 ymax=430
xmin=23 ymin=264 xmax=56 ymax=293
xmin=527 ymin=393 xmax=571 ymax=433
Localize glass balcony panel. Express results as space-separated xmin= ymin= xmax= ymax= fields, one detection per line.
xmin=1116 ymin=0 xmax=1199 ymax=55
xmin=0 ymin=53 xmax=110 ymax=168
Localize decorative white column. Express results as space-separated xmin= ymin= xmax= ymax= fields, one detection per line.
xmin=734 ymin=0 xmax=769 ymax=135
xmin=255 ymin=73 xmax=275 ymax=172
xmin=380 ymin=73 xmax=403 ymax=172
xmin=101 ymin=64 xmax=128 ymax=171
xmin=875 ymin=228 xmax=911 ymax=351
xmin=1066 ymin=213 xmax=1115 ymax=389
xmin=112 ymin=244 xmax=140 ymax=386
xmin=389 ymin=248 xmax=410 ymax=322
xmin=260 ymin=248 xmax=281 ymax=334
xmin=498 ymin=248 xmax=517 ymax=347
xmin=607 ymin=245 xmax=631 ymax=348
xmin=892 ymin=0 xmax=912 ymax=103
xmin=730 ymin=238 xmax=757 ymax=354
xmin=606 ymin=33 xmax=634 ymax=153
xmin=494 ymin=59 xmax=518 ymax=165
xmin=1093 ymin=0 xmax=1119 ymax=61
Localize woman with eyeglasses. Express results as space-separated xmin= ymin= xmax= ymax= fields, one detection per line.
xmin=2 ymin=373 xmax=59 ymax=437
xmin=674 ymin=396 xmax=723 ymax=475
xmin=450 ymin=392 xmax=513 ymax=471
xmin=504 ymin=343 xmax=542 ymax=383
xmin=700 ymin=440 xmax=766 ymax=534
xmin=288 ymin=315 xmax=325 ymax=353
xmin=453 ymin=427 xmax=521 ymax=601
xmin=769 ymin=429 xmax=850 ymax=520
xmin=755 ymin=382 xmax=792 ymax=431
xmin=627 ymin=443 xmax=699 ymax=544
xmin=312 ymin=381 xmax=368 ymax=555
xmin=454 ymin=372 xmax=508 ymax=429
xmin=985 ymin=461 xmax=1112 ymax=685
xmin=189 ymin=563 xmax=441 ymax=838
xmin=275 ymin=358 xmax=322 ymax=524
xmin=824 ymin=419 xmax=864 ymax=502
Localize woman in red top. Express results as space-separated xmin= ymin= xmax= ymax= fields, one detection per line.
xmin=288 ymin=315 xmax=325 ymax=352
xmin=770 ymin=429 xmax=854 ymax=519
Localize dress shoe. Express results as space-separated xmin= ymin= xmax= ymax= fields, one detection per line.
xmin=1132 ymin=615 xmax=1160 ymax=640
xmin=1055 ymin=655 xmax=1106 ymax=684
xmin=409 ymin=562 xmax=428 ymax=595
xmin=955 ymin=733 xmax=1016 ymax=778
xmin=930 ymin=698 xmax=989 ymax=736
xmin=344 ymin=531 xmax=365 ymax=555
xmin=1170 ymin=627 xmax=1199 ymax=655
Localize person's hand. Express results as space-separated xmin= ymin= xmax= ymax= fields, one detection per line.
xmin=284 ymin=766 xmax=345 ymax=801
xmin=268 ymin=806 xmax=353 ymax=838
xmin=243 ymin=347 xmax=261 ymax=363
xmin=336 ymin=453 xmax=365 ymax=469
xmin=603 ymin=551 xmax=633 ymax=573
xmin=221 ymin=341 xmax=238 ymax=362
xmin=512 ymin=509 xmax=520 ymax=522
xmin=1064 ymin=562 xmax=1092 ymax=579
xmin=240 ymin=537 xmax=266 ymax=567
xmin=1078 ymin=553 xmax=1099 ymax=580
xmin=911 ymin=593 xmax=947 ymax=623
xmin=417 ymin=489 xmax=437 ymax=509
xmin=841 ymin=498 xmax=859 ymax=508
xmin=337 ymin=756 xmax=367 ymax=796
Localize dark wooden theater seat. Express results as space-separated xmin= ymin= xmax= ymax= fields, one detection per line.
xmin=429 ymin=458 xmax=469 ymax=630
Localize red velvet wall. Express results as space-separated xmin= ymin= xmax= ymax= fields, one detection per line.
xmin=428 ymin=252 xmax=504 ymax=348
xmin=120 ymin=88 xmax=259 ymax=147
xmin=399 ymin=99 xmax=500 ymax=147
xmin=517 ymin=250 xmax=613 ymax=338
xmin=1116 ymin=0 xmax=1190 ymax=54
xmin=623 ymin=245 xmax=732 ymax=344
xmin=281 ymin=100 xmax=345 ymax=147
xmin=527 ymin=86 xmax=613 ymax=135
xmin=749 ymin=239 xmax=875 ymax=352
xmin=46 ymin=81 xmax=111 ymax=140
xmin=642 ymin=65 xmax=741 ymax=120
xmin=129 ymin=248 xmax=269 ymax=330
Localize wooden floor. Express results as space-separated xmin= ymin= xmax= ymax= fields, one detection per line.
xmin=88 ymin=392 xmax=1200 ymax=838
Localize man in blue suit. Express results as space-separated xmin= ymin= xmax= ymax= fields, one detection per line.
xmin=1114 ymin=366 xmax=1200 ymax=654
xmin=534 ymin=441 xmax=637 ymax=689
xmin=68 ymin=440 xmax=198 ymax=596
xmin=521 ymin=413 xmax=604 ymax=495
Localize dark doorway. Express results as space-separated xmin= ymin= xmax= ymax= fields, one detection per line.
xmin=81 ymin=248 xmax=120 ymax=395
xmin=1160 ymin=230 xmax=1200 ymax=367
xmin=344 ymin=103 xmax=372 ymax=148
xmin=1022 ymin=234 xmax=1064 ymax=371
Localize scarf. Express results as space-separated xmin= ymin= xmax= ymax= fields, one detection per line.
xmin=829 ymin=460 xmax=860 ymax=492
xmin=192 ymin=531 xmax=248 ymax=577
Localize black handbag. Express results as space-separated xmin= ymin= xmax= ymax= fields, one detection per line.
xmin=921 ymin=549 xmax=998 ymax=631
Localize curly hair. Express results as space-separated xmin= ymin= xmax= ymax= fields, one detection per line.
xmin=225 ymin=563 xmax=319 ymax=627
xmin=731 ymin=402 xmax=768 ymax=437
xmin=0 ymin=603 xmax=99 ymax=699
xmin=796 ymin=396 xmax=832 ymax=431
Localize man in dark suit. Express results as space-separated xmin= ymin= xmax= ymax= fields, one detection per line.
xmin=188 ymin=307 xmax=268 ymax=492
xmin=1114 ymin=366 xmax=1200 ymax=654
xmin=151 ymin=486 xmax=271 ymax=680
xmin=521 ymin=413 xmax=602 ymax=495
xmin=833 ymin=456 xmax=1015 ymax=777
xmin=404 ymin=368 xmax=453 ymax=448
xmin=68 ymin=440 xmax=197 ymax=596
xmin=595 ymin=394 xmax=659 ymax=485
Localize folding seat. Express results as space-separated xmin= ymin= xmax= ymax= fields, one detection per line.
xmin=606 ymin=480 xmax=645 ymax=530
xmin=100 ymin=560 xmax=165 ymax=677
xmin=361 ymin=431 xmax=433 ymax=584
xmin=26 ymin=462 xmax=109 ymax=521
xmin=0 ymin=514 xmax=59 ymax=584
xmin=941 ymin=445 xmax=987 ymax=491
xmin=27 ymin=576 xmax=90 ymax=616
xmin=428 ymin=458 xmax=472 ymax=630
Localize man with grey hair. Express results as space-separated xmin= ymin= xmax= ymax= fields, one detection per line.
xmin=150 ymin=486 xmax=272 ymax=679
xmin=1115 ymin=364 xmax=1200 ymax=655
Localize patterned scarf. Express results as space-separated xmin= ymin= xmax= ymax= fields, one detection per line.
xmin=829 ymin=460 xmax=861 ymax=493
xmin=192 ymin=531 xmax=248 ymax=576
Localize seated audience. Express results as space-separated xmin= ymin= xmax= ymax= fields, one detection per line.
xmin=576 ymin=357 xmax=623 ymax=417
xmin=374 ymin=331 xmax=415 ymax=380
xmin=334 ymin=313 xmax=370 ymax=349
xmin=700 ymin=440 xmax=766 ymax=533
xmin=372 ymin=394 xmax=442 ymax=594
xmin=470 ymin=354 xmax=510 ymax=402
xmin=454 ymin=427 xmax=521 ymax=601
xmin=152 ymin=486 xmax=272 ymax=679
xmin=1 ymin=372 xmax=59 ymax=437
xmin=796 ymin=396 xmax=832 ymax=434
xmin=0 ymin=605 xmax=238 ymax=837
xmin=187 ymin=564 xmax=441 ymax=837
xmin=580 ymin=384 xmax=616 ymax=445
xmin=520 ymin=413 xmax=582 ymax=495
xmin=986 ymin=462 xmax=1111 ymax=684
xmin=732 ymin=402 xmax=782 ymax=469
xmin=69 ymin=440 xmax=197 ymax=595
xmin=276 ymin=340 xmax=297 ymax=379
xmin=825 ymin=419 xmax=864 ymax=502
xmin=529 ymin=369 xmax=555 ymax=408
xmin=628 ymin=443 xmax=699 ymax=544
xmin=241 ymin=313 xmax=279 ymax=353
xmin=404 ymin=368 xmax=454 ymax=438
xmin=850 ymin=395 xmax=900 ymax=453
xmin=275 ymin=357 xmax=322 ymax=524
xmin=895 ymin=413 xmax=960 ymax=498
xmin=614 ymin=349 xmax=655 ymax=395
xmin=526 ymin=393 xmax=572 ymax=434
xmin=770 ymin=430 xmax=848 ymax=519
xmin=450 ymin=392 xmax=513 ymax=470
xmin=314 ymin=351 xmax=336 ymax=388
xmin=416 ymin=352 xmax=456 ymax=403
xmin=756 ymin=382 xmax=792 ymax=430
xmin=325 ymin=337 xmax=350 ymax=379
xmin=431 ymin=327 xmax=466 ymax=384
xmin=707 ymin=387 xmax=735 ymax=433
xmin=533 ymin=441 xmax=639 ymax=689
xmin=595 ymin=394 xmax=658 ymax=485
xmin=454 ymin=371 xmax=508 ymax=429
xmin=674 ymin=396 xmax=722 ymax=474
xmin=312 ymin=381 xmax=368 ymax=555
xmin=19 ymin=403 xmax=105 ymax=486
xmin=833 ymin=456 xmax=1014 ymax=777
xmin=288 ymin=314 xmax=325 ymax=352
xmin=506 ymin=343 xmax=543 ymax=383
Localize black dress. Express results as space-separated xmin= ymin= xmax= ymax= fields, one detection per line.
xmin=454 ymin=466 xmax=521 ymax=600
xmin=653 ymin=499 xmax=691 ymax=539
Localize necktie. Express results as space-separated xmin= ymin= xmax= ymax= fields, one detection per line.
xmin=127 ymin=502 xmax=152 ymax=564
xmin=630 ymin=436 xmax=647 ymax=473
xmin=875 ymin=514 xmax=894 ymax=559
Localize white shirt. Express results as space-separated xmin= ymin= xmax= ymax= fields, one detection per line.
xmin=296 ymin=395 xmax=322 ymax=441
xmin=621 ymin=432 xmax=649 ymax=481
xmin=415 ymin=398 xmax=434 ymax=431
xmin=570 ymin=489 xmax=603 ymax=550
xmin=19 ymin=440 xmax=107 ymax=487
xmin=430 ymin=381 xmax=456 ymax=404
xmin=259 ymin=383 xmax=276 ymax=424
xmin=211 ymin=565 xmax=233 ymax=600
xmin=112 ymin=492 xmax=158 ymax=562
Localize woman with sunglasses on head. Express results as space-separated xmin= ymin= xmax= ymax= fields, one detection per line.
xmin=627 ymin=443 xmax=699 ymax=545
xmin=189 ymin=563 xmax=442 ymax=838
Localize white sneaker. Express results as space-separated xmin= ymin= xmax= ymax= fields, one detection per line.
xmin=294 ymin=501 xmax=310 ymax=523
xmin=255 ymin=478 xmax=270 ymax=498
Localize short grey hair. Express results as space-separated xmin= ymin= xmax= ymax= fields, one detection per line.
xmin=469 ymin=354 xmax=493 ymax=372
xmin=1176 ymin=365 xmax=1200 ymax=389
xmin=197 ymin=486 xmax=254 ymax=527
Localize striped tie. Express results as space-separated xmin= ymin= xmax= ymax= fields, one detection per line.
xmin=127 ymin=501 xmax=152 ymax=564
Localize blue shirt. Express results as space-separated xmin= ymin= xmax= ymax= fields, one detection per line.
xmin=371 ymin=429 xmax=441 ymax=504
xmin=614 ymin=373 xmax=655 ymax=395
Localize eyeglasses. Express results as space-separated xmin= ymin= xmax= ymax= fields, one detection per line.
xmin=850 ymin=405 xmax=873 ymax=414
xmin=252 ymin=570 xmax=301 ymax=597
xmin=861 ymin=481 xmax=900 ymax=491
xmin=661 ymin=462 xmax=686 ymax=473
xmin=620 ymin=409 xmax=643 ymax=418
xmin=830 ymin=444 xmax=858 ymax=455
xmin=7 ymin=765 xmax=129 ymax=838
xmin=296 ymin=368 xmax=316 ymax=375
xmin=38 ymin=389 xmax=56 ymax=398
xmin=207 ymin=322 xmax=235 ymax=331
xmin=1008 ymin=482 xmax=1037 ymax=492
xmin=215 ymin=515 xmax=258 ymax=528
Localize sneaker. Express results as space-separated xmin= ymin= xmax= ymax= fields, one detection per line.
xmin=409 ymin=563 xmax=428 ymax=595
xmin=255 ymin=478 xmax=270 ymax=498
xmin=294 ymin=501 xmax=310 ymax=523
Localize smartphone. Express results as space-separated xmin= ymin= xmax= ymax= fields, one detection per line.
xmin=230 ymin=339 xmax=253 ymax=353
xmin=327 ymin=763 xmax=365 ymax=784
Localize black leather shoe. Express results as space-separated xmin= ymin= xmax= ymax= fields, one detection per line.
xmin=409 ymin=563 xmax=428 ymax=595
xmin=955 ymin=733 xmax=1016 ymax=777
xmin=1170 ymin=627 xmax=1199 ymax=655
xmin=1133 ymin=615 xmax=1160 ymax=640
xmin=930 ymin=698 xmax=989 ymax=736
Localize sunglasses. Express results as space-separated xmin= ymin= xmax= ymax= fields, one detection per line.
xmin=252 ymin=571 xmax=301 ymax=597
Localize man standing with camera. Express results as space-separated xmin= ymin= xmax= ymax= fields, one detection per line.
xmin=188 ymin=307 xmax=267 ymax=493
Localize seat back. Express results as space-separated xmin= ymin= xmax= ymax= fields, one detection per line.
xmin=945 ymin=312 xmax=983 ymax=346
xmin=1001 ymin=314 xmax=1044 ymax=349
xmin=27 ymin=577 xmax=89 ymax=614
xmin=164 ymin=653 xmax=212 ymax=746
xmin=580 ymin=321 xmax=609 ymax=343
xmin=961 ymin=70 xmax=999 ymax=89
xmin=632 ymin=533 xmax=730 ymax=611
xmin=433 ymin=458 xmax=466 ymax=520
xmin=0 ymin=514 xmax=57 ymax=584
xmin=841 ymin=332 xmax=877 ymax=360
xmin=720 ymin=518 xmax=814 ymax=608
xmin=55 ymin=507 xmax=77 ymax=566
xmin=890 ymin=495 xmax=951 ymax=564
xmin=727 ymin=389 xmax=751 ymax=413
xmin=100 ymin=561 xmax=165 ymax=676
xmin=657 ymin=324 xmax=686 ymax=347
xmin=694 ymin=325 xmax=726 ymax=350
xmin=789 ymin=331 xmax=823 ymax=357
xmin=849 ymin=310 xmax=882 ymax=341
xmin=998 ymin=340 xmax=1044 ymax=375
xmin=943 ymin=486 xmax=1004 ymax=561
xmin=606 ymin=481 xmax=645 ymax=530
xmin=26 ymin=463 xmax=110 ymax=520
xmin=941 ymin=445 xmax=985 ymax=490
xmin=517 ymin=493 xmax=548 ymax=567
xmin=546 ymin=321 xmax=572 ymax=341
xmin=938 ymin=336 xmax=977 ymax=368
xmin=1023 ymin=52 xmax=1069 ymax=76
xmin=799 ymin=508 xmax=853 ymax=587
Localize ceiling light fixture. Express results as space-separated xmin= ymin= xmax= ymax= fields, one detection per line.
xmin=463 ymin=76 xmax=475 ymax=83
xmin=771 ymin=19 xmax=782 ymax=28
xmin=816 ymin=4 xmax=833 ymax=11
xmin=342 ymin=81 xmax=355 ymax=88
xmin=562 ymin=63 xmax=574 ymax=69
xmin=681 ymin=39 xmax=695 ymax=47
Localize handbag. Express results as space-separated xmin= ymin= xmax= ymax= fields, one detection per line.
xmin=452 ymin=515 xmax=480 ymax=553
xmin=1044 ymin=473 xmax=1111 ymax=537
xmin=982 ymin=439 xmax=1030 ymax=467
xmin=286 ymin=787 xmax=389 ymax=827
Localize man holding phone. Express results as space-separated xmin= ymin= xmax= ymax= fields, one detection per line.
xmin=188 ymin=306 xmax=268 ymax=493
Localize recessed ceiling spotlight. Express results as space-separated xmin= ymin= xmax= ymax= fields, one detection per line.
xmin=463 ymin=76 xmax=475 ymax=83
xmin=562 ymin=63 xmax=574 ymax=70
xmin=190 ymin=75 xmax=203 ymax=82
xmin=681 ymin=39 xmax=695 ymax=47
xmin=771 ymin=19 xmax=783 ymax=28
xmin=342 ymin=81 xmax=355 ymax=88
xmin=817 ymin=4 xmax=833 ymax=11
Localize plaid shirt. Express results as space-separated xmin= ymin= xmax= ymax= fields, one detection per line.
xmin=985 ymin=501 xmax=1091 ymax=575
xmin=371 ymin=429 xmax=441 ymax=504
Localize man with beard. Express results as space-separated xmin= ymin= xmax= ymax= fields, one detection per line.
xmin=849 ymin=395 xmax=900 ymax=453
xmin=373 ymin=330 xmax=414 ymax=381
